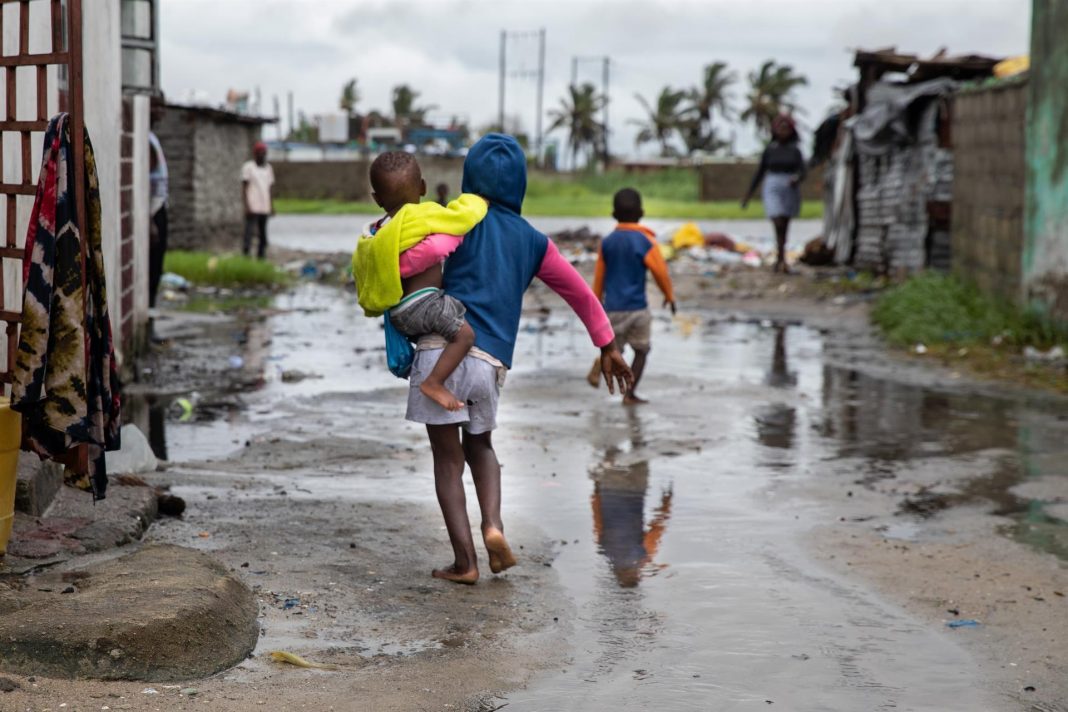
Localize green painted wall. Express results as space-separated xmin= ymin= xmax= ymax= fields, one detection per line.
xmin=1025 ymin=0 xmax=1068 ymax=319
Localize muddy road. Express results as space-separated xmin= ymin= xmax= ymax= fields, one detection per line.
xmin=8 ymin=268 xmax=1068 ymax=710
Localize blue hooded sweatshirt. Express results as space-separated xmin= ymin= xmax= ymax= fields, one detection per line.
xmin=443 ymin=134 xmax=548 ymax=368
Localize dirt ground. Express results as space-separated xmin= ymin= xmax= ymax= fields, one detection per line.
xmin=2 ymin=257 xmax=1066 ymax=711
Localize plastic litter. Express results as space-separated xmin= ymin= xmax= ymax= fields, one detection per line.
xmin=268 ymin=650 xmax=340 ymax=671
xmin=172 ymin=397 xmax=194 ymax=422
xmin=282 ymin=597 xmax=301 ymax=610
xmin=228 ymin=355 xmax=244 ymax=369
xmin=158 ymin=272 xmax=190 ymax=290
xmin=671 ymin=223 xmax=704 ymax=250
xmin=945 ymin=619 xmax=980 ymax=628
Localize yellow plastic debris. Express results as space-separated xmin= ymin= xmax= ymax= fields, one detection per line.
xmin=994 ymin=56 xmax=1029 ymax=78
xmin=658 ymin=243 xmax=676 ymax=261
xmin=671 ymin=223 xmax=704 ymax=250
xmin=268 ymin=651 xmax=340 ymax=671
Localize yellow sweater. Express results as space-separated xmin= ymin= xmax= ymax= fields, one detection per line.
xmin=352 ymin=194 xmax=487 ymax=317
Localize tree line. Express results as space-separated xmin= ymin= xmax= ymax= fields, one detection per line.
xmin=550 ymin=59 xmax=807 ymax=167
xmin=316 ymin=60 xmax=807 ymax=163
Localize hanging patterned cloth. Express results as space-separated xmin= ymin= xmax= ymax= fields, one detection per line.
xmin=10 ymin=113 xmax=121 ymax=501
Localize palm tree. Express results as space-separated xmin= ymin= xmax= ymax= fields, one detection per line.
xmin=339 ymin=78 xmax=360 ymax=116
xmin=547 ymin=83 xmax=605 ymax=169
xmin=391 ymin=84 xmax=436 ymax=128
xmin=741 ymin=60 xmax=808 ymax=138
xmin=631 ymin=87 xmax=689 ymax=157
xmin=687 ymin=61 xmax=735 ymax=149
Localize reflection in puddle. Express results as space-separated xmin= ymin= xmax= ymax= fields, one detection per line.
xmin=589 ymin=412 xmax=672 ymax=588
xmin=815 ymin=349 xmax=1068 ymax=560
xmin=754 ymin=325 xmax=798 ymax=455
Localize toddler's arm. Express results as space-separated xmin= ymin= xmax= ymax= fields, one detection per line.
xmin=537 ymin=240 xmax=614 ymax=347
xmin=399 ymin=233 xmax=463 ymax=278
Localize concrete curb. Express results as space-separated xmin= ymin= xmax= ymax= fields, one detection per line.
xmin=0 ymin=544 xmax=259 ymax=681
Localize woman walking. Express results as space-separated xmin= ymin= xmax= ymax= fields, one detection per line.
xmin=742 ymin=114 xmax=806 ymax=273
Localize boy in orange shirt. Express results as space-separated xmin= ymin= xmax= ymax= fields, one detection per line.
xmin=587 ymin=188 xmax=675 ymax=404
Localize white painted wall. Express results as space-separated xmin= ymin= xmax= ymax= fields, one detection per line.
xmin=83 ymin=0 xmax=124 ymax=362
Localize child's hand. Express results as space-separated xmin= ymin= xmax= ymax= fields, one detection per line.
xmin=664 ymin=299 xmax=677 ymax=316
xmin=600 ymin=344 xmax=634 ymax=395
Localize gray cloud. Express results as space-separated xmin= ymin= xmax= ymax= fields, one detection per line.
xmin=161 ymin=0 xmax=1030 ymax=156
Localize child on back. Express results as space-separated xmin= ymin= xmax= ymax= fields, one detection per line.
xmin=352 ymin=152 xmax=486 ymax=411
xmin=587 ymin=188 xmax=676 ymax=405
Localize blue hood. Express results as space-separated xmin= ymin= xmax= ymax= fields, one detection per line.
xmin=461 ymin=133 xmax=527 ymax=214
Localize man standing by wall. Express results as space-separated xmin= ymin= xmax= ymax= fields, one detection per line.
xmin=242 ymin=141 xmax=274 ymax=259
xmin=148 ymin=96 xmax=169 ymax=341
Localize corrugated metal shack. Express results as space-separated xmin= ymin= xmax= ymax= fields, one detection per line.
xmin=822 ymin=49 xmax=1001 ymax=275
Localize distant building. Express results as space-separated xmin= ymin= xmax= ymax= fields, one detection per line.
xmin=154 ymin=105 xmax=275 ymax=250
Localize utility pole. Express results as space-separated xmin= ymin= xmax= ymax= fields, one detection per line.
xmin=535 ymin=28 xmax=546 ymax=165
xmin=602 ymin=57 xmax=610 ymax=165
xmin=498 ymin=30 xmax=506 ymax=131
xmin=287 ymin=91 xmax=294 ymax=140
xmin=571 ymin=55 xmax=612 ymax=167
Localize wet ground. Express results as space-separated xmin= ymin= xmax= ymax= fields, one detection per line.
xmin=106 ymin=271 xmax=1068 ymax=710
xmin=269 ymin=214 xmax=823 ymax=255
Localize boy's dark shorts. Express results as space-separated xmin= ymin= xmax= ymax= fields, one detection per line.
xmin=389 ymin=289 xmax=466 ymax=341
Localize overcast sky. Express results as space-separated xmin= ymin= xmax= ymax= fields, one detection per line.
xmin=160 ymin=0 xmax=1031 ymax=158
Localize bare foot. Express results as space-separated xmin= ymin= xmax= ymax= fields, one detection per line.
xmin=432 ymin=565 xmax=479 ymax=585
xmin=586 ymin=360 xmax=601 ymax=389
xmin=483 ymin=527 xmax=517 ymax=574
xmin=420 ymin=380 xmax=465 ymax=411
xmin=623 ymin=393 xmax=648 ymax=406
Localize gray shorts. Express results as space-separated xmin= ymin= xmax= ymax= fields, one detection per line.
xmin=389 ymin=289 xmax=466 ymax=341
xmin=406 ymin=349 xmax=500 ymax=433
xmin=608 ymin=309 xmax=652 ymax=352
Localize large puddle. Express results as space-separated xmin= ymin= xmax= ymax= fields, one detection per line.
xmin=137 ymin=283 xmax=1067 ymax=709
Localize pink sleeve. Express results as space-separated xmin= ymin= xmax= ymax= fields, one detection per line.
xmin=399 ymin=234 xmax=464 ymax=278
xmin=537 ymin=240 xmax=615 ymax=348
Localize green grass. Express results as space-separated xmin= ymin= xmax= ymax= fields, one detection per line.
xmin=275 ymin=167 xmax=824 ymax=219
xmin=163 ymin=251 xmax=289 ymax=288
xmin=275 ymin=196 xmax=822 ymax=220
xmin=872 ymin=272 xmax=1067 ymax=348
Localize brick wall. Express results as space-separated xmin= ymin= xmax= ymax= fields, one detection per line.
xmin=951 ymin=78 xmax=1027 ymax=303
xmin=272 ymin=156 xmax=467 ymax=202
xmin=699 ymin=162 xmax=824 ymax=202
xmin=154 ymin=107 xmax=263 ymax=250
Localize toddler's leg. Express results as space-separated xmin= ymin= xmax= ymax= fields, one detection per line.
xmin=463 ymin=431 xmax=516 ymax=574
xmin=420 ymin=321 xmax=475 ymax=412
xmin=427 ymin=424 xmax=479 ymax=584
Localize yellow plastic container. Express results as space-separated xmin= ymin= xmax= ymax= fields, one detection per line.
xmin=0 ymin=396 xmax=19 ymax=557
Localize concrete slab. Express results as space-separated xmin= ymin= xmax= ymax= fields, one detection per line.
xmin=14 ymin=455 xmax=62 ymax=517
xmin=0 ymin=544 xmax=259 ymax=681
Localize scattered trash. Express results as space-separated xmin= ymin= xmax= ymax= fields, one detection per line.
xmin=172 ymin=397 xmax=195 ymax=422
xmin=671 ymin=223 xmax=704 ymax=250
xmin=913 ymin=343 xmax=928 ymax=355
xmin=197 ymin=531 xmax=211 ymax=538
xmin=1023 ymin=345 xmax=1066 ymax=364
xmin=159 ymin=272 xmax=190 ymax=290
xmin=180 ymin=688 xmax=199 ymax=696
xmin=1024 ymin=685 xmax=1036 ymax=692
xmin=228 ymin=355 xmax=245 ymax=369
xmin=141 ymin=688 xmax=159 ymax=694
xmin=945 ymin=619 xmax=981 ymax=628
xmin=281 ymin=369 xmax=322 ymax=384
xmin=282 ymin=597 xmax=301 ymax=610
xmin=268 ymin=650 xmax=339 ymax=671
